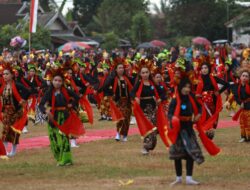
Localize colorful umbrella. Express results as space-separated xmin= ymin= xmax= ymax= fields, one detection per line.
xmin=150 ymin=40 xmax=166 ymax=47
xmin=58 ymin=42 xmax=91 ymax=52
xmin=137 ymin=42 xmax=156 ymax=49
xmin=192 ymin=37 xmax=211 ymax=46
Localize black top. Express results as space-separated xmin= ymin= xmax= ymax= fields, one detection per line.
xmin=102 ymin=71 xmax=115 ymax=96
xmin=28 ymin=75 xmax=47 ymax=95
xmin=201 ymin=74 xmax=229 ymax=94
xmin=155 ymin=84 xmax=167 ymax=101
xmin=168 ymin=94 xmax=202 ymax=119
xmin=130 ymin=80 xmax=157 ymax=99
xmin=232 ymin=84 xmax=250 ymax=110
xmin=73 ymin=74 xmax=87 ymax=95
xmin=102 ymin=71 xmax=132 ymax=100
xmin=38 ymin=87 xmax=79 ymax=114
xmin=83 ymin=73 xmax=100 ymax=90
xmin=1 ymin=82 xmax=31 ymax=111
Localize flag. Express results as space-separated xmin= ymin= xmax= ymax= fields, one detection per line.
xmin=29 ymin=0 xmax=39 ymax=33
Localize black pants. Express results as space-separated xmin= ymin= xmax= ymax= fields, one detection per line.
xmin=174 ymin=156 xmax=194 ymax=176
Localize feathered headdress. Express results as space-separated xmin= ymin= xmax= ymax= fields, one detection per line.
xmin=136 ymin=59 xmax=156 ymax=73
xmin=2 ymin=62 xmax=14 ymax=74
xmin=28 ymin=63 xmax=37 ymax=71
xmin=112 ymin=57 xmax=126 ymax=68
xmin=50 ymin=67 xmax=66 ymax=80
xmin=43 ymin=69 xmax=53 ymax=81
xmin=152 ymin=67 xmax=162 ymax=76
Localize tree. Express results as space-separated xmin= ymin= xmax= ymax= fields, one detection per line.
xmin=131 ymin=12 xmax=151 ymax=44
xmin=30 ymin=25 xmax=51 ymax=50
xmin=150 ymin=0 xmax=169 ymax=39
xmin=0 ymin=21 xmax=51 ymax=50
xmin=0 ymin=24 xmax=18 ymax=49
xmin=101 ymin=32 xmax=119 ymax=51
xmin=164 ymin=0 xmax=246 ymax=40
xmin=73 ymin=0 xmax=103 ymax=27
xmin=39 ymin=0 xmax=51 ymax=12
xmin=93 ymin=0 xmax=149 ymax=38
xmin=65 ymin=9 xmax=74 ymax=22
xmin=23 ymin=0 xmax=57 ymax=12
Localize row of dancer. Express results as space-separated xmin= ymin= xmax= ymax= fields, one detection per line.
xmin=0 ymin=47 xmax=249 ymax=185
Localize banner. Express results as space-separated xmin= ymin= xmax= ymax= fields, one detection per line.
xmin=29 ymin=0 xmax=39 ymax=33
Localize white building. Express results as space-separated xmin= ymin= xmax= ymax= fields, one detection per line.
xmin=225 ymin=8 xmax=250 ymax=46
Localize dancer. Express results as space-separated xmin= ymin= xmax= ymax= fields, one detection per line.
xmin=103 ymin=59 xmax=132 ymax=142
xmin=196 ymin=62 xmax=229 ymax=139
xmin=153 ymin=69 xmax=169 ymax=115
xmin=232 ymin=67 xmax=250 ymax=142
xmin=168 ymin=78 xmax=204 ymax=186
xmin=39 ymin=68 xmax=80 ymax=166
xmin=100 ymin=64 xmax=113 ymax=121
xmin=130 ymin=61 xmax=160 ymax=155
xmin=0 ymin=63 xmax=30 ymax=157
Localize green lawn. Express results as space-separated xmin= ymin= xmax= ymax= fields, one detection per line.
xmin=0 ymin=124 xmax=250 ymax=190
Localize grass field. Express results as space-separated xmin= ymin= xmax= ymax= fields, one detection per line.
xmin=0 ymin=108 xmax=250 ymax=190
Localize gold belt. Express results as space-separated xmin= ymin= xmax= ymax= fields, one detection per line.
xmin=140 ymin=96 xmax=154 ymax=100
xmin=179 ymin=116 xmax=192 ymax=121
xmin=54 ymin=107 xmax=67 ymax=111
xmin=3 ymin=105 xmax=14 ymax=108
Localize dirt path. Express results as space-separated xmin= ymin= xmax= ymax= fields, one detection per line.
xmin=9 ymin=119 xmax=238 ymax=153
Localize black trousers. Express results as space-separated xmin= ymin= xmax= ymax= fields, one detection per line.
xmin=174 ymin=156 xmax=194 ymax=176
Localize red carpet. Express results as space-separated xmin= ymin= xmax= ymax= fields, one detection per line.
xmin=7 ymin=119 xmax=239 ymax=153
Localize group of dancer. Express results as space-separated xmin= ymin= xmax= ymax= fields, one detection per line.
xmin=0 ymin=44 xmax=249 ymax=185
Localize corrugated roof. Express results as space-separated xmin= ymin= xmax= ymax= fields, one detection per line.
xmin=38 ymin=12 xmax=56 ymax=26
xmin=51 ymin=34 xmax=86 ymax=42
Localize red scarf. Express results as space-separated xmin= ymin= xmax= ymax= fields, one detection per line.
xmin=51 ymin=87 xmax=70 ymax=115
xmin=0 ymin=82 xmax=23 ymax=103
xmin=28 ymin=75 xmax=42 ymax=87
xmin=136 ymin=80 xmax=159 ymax=100
xmin=0 ymin=82 xmax=27 ymax=134
xmin=35 ymin=76 xmax=42 ymax=87
xmin=196 ymin=74 xmax=219 ymax=95
xmin=156 ymin=104 xmax=171 ymax=148
xmin=160 ymin=82 xmax=168 ymax=91
xmin=225 ymin=71 xmax=236 ymax=83
xmin=196 ymin=75 xmax=223 ymax=130
xmin=77 ymin=74 xmax=94 ymax=124
xmin=79 ymin=73 xmax=88 ymax=86
xmin=237 ymin=82 xmax=250 ymax=102
xmin=51 ymin=87 xmax=85 ymax=136
xmin=233 ymin=82 xmax=250 ymax=121
xmin=113 ymin=76 xmax=133 ymax=94
xmin=109 ymin=76 xmax=132 ymax=122
xmin=132 ymin=80 xmax=165 ymax=139
xmin=0 ymin=140 xmax=6 ymax=156
xmin=21 ymin=78 xmax=30 ymax=88
xmin=169 ymin=93 xmax=220 ymax=156
xmin=79 ymin=73 xmax=94 ymax=95
xmin=69 ymin=78 xmax=79 ymax=95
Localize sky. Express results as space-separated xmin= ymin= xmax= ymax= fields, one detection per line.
xmin=54 ymin=0 xmax=162 ymax=15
